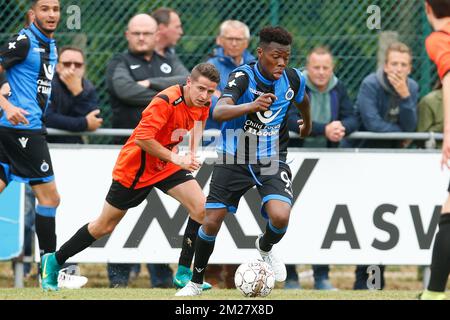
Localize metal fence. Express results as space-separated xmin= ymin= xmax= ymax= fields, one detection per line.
xmin=0 ymin=0 xmax=436 ymax=143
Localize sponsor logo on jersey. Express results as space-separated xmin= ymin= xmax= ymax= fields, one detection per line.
xmin=249 ymin=87 xmax=265 ymax=97
xmin=256 ymin=109 xmax=283 ymax=125
xmin=18 ymin=137 xmax=29 ymax=149
xmin=227 ymin=79 xmax=237 ymax=88
xmin=285 ymin=87 xmax=294 ymax=101
xmin=43 ymin=64 xmax=55 ymax=81
xmin=173 ymin=97 xmax=183 ymax=106
xmin=40 ymin=161 xmax=50 ymax=173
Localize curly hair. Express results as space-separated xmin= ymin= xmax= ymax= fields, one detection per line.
xmin=259 ymin=26 xmax=292 ymax=47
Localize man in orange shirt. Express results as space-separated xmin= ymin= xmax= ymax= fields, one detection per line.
xmin=420 ymin=0 xmax=450 ymax=300
xmin=39 ymin=63 xmax=220 ymax=291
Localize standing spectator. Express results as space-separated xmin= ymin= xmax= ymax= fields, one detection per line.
xmin=45 ymin=46 xmax=103 ymax=144
xmin=287 ymin=46 xmax=358 ymax=290
xmin=353 ymin=42 xmax=418 ymax=289
xmin=355 ymin=42 xmax=418 ymax=149
xmin=106 ymin=13 xmax=188 ymax=142
xmin=206 ymin=20 xmax=255 ymax=131
xmin=151 ymin=7 xmax=189 ymax=74
xmin=105 ymin=13 xmax=189 ymax=288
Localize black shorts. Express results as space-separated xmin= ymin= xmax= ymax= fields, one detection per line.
xmin=106 ymin=169 xmax=195 ymax=210
xmin=0 ymin=129 xmax=54 ymax=186
xmin=206 ymin=161 xmax=293 ymax=219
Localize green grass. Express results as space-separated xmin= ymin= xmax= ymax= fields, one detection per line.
xmin=0 ymin=288 xmax=429 ymax=300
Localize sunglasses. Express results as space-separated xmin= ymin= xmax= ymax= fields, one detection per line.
xmin=61 ymin=61 xmax=84 ymax=68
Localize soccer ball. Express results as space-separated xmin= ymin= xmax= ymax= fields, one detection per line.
xmin=234 ymin=260 xmax=275 ymax=297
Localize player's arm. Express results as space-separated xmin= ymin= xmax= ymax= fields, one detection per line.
xmin=134 ymin=97 xmax=200 ymax=171
xmin=292 ymin=93 xmax=312 ymax=138
xmin=213 ymin=94 xmax=277 ymax=122
xmin=135 ymin=139 xmax=200 ymax=172
xmin=0 ymin=33 xmax=31 ymax=125
xmin=0 ymin=94 xmax=29 ymax=125
xmin=212 ymin=70 xmax=276 ymax=122
xmin=441 ymin=72 xmax=450 ymax=169
xmin=189 ymin=119 xmax=206 ymax=157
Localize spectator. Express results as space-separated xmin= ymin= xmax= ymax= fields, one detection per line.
xmin=151 ymin=7 xmax=189 ymax=74
xmin=353 ymin=42 xmax=419 ymax=289
xmin=45 ymin=46 xmax=103 ymax=144
xmin=106 ymin=13 xmax=188 ymax=142
xmin=206 ymin=20 xmax=255 ymax=131
xmin=417 ymin=81 xmax=443 ymax=148
xmin=355 ymin=42 xmax=419 ymax=149
xmin=105 ymin=13 xmax=188 ymax=288
xmin=287 ymin=46 xmax=358 ymax=290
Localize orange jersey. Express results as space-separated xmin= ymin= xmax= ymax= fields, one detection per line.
xmin=426 ymin=23 xmax=450 ymax=80
xmin=112 ymin=85 xmax=210 ymax=189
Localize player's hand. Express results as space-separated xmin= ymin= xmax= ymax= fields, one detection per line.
xmin=298 ymin=119 xmax=312 ymax=138
xmin=175 ymin=153 xmax=201 ymax=172
xmin=59 ymin=69 xmax=83 ymax=96
xmin=85 ymin=109 xmax=103 ymax=131
xmin=441 ymin=136 xmax=450 ymax=170
xmin=4 ymin=104 xmax=29 ymax=126
xmin=249 ymin=93 xmax=277 ymax=113
xmin=325 ymin=121 xmax=346 ymax=142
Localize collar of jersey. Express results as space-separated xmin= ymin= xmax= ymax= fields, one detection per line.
xmin=253 ymin=62 xmax=275 ymax=86
xmin=30 ymin=23 xmax=55 ymax=44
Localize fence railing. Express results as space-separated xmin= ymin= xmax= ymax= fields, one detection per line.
xmin=47 ymin=128 xmax=444 ymax=142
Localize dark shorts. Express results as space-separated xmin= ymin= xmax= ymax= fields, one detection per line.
xmin=106 ymin=169 xmax=195 ymax=210
xmin=206 ymin=161 xmax=293 ymax=218
xmin=0 ymin=129 xmax=54 ymax=186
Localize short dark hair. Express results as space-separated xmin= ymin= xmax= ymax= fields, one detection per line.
xmin=426 ymin=0 xmax=450 ymax=18
xmin=190 ymin=63 xmax=220 ymax=84
xmin=58 ymin=46 xmax=85 ymax=60
xmin=151 ymin=7 xmax=178 ymax=25
xmin=259 ymin=26 xmax=292 ymax=47
xmin=31 ymin=0 xmax=59 ymax=6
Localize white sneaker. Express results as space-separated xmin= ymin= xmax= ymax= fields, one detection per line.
xmin=58 ymin=268 xmax=88 ymax=289
xmin=175 ymin=281 xmax=203 ymax=297
xmin=255 ymin=234 xmax=287 ymax=282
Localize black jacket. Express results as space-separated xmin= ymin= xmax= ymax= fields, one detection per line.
xmin=45 ymin=74 xmax=99 ymax=144
xmin=106 ymin=50 xmax=188 ymax=133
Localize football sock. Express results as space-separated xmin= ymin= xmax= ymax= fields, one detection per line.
xmin=178 ymin=217 xmax=201 ymax=268
xmin=55 ymin=223 xmax=96 ymax=266
xmin=428 ymin=213 xmax=450 ymax=292
xmin=258 ymin=220 xmax=287 ymax=252
xmin=35 ymin=205 xmax=57 ymax=256
xmin=191 ymin=226 xmax=216 ymax=284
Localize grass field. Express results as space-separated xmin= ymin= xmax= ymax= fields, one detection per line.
xmin=0 ymin=288 xmax=427 ymax=300
xmin=0 ymin=262 xmax=443 ymax=300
